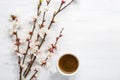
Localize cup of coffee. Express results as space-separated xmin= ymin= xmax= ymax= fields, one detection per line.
xmin=57 ymin=53 xmax=79 ymax=76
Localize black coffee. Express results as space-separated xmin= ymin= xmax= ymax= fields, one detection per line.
xmin=58 ymin=54 xmax=79 ymax=74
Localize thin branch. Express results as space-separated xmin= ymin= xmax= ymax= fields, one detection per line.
xmin=60 ymin=0 xmax=74 ymax=12
xmin=46 ymin=0 xmax=51 ymax=6
xmin=39 ymin=12 xmax=46 ymax=29
xmin=24 ymin=56 xmax=36 ymax=78
xmin=37 ymin=1 xmax=42 ymax=16
xmin=23 ymin=0 xmax=73 ymax=77
xmin=30 ymin=28 xmax=64 ymax=79
xmin=22 ymin=19 xmax=37 ymax=64
xmin=22 ymin=1 xmax=42 ymax=64
xmin=23 ymin=6 xmax=47 ymax=79
xmin=55 ymin=28 xmax=64 ymax=45
xmin=14 ymin=32 xmax=22 ymax=80
xmin=23 ymin=0 xmax=51 ymax=77
xmin=30 ymin=70 xmax=38 ymax=80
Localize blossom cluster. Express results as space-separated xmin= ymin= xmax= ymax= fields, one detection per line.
xmin=9 ymin=0 xmax=74 ymax=80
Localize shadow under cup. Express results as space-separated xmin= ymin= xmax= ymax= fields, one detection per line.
xmin=57 ymin=54 xmax=79 ymax=76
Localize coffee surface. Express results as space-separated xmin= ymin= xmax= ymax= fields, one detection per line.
xmin=59 ymin=54 xmax=78 ymax=74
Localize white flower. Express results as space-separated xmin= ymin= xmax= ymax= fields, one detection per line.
xmin=36 ymin=53 xmax=41 ymax=60
xmin=20 ymin=38 xmax=26 ymax=44
xmin=20 ymin=63 xmax=27 ymax=69
xmin=16 ymin=52 xmax=24 ymax=57
xmin=40 ymin=60 xmax=46 ymax=64
xmin=37 ymin=58 xmax=45 ymax=65
xmin=26 ymin=59 xmax=32 ymax=63
xmin=11 ymin=44 xmax=17 ymax=50
xmin=47 ymin=52 xmax=53 ymax=59
xmin=33 ymin=53 xmax=37 ymax=56
xmin=29 ymin=40 xmax=35 ymax=47
xmin=38 ymin=28 xmax=49 ymax=38
xmin=19 ymin=49 xmax=24 ymax=54
xmin=34 ymin=40 xmax=40 ymax=46
xmin=33 ymin=15 xmax=38 ymax=21
xmin=44 ymin=61 xmax=51 ymax=69
xmin=34 ymin=50 xmax=41 ymax=56
xmin=36 ymin=53 xmax=45 ymax=59
xmin=30 ymin=46 xmax=38 ymax=54
xmin=34 ymin=65 xmax=42 ymax=71
xmin=12 ymin=21 xmax=20 ymax=29
xmin=8 ymin=28 xmax=17 ymax=36
xmin=44 ymin=6 xmax=49 ymax=12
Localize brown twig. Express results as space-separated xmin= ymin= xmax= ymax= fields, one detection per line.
xmin=9 ymin=0 xmax=74 ymax=80
xmin=23 ymin=0 xmax=50 ymax=77
xmin=60 ymin=0 xmax=74 ymax=12
xmin=39 ymin=12 xmax=46 ymax=29
xmin=14 ymin=32 xmax=22 ymax=80
xmin=22 ymin=1 xmax=42 ymax=78
xmin=38 ymin=0 xmax=73 ymax=54
xmin=30 ymin=28 xmax=64 ymax=80
xmin=22 ymin=18 xmax=39 ymax=77
xmin=24 ymin=56 xmax=36 ymax=78
xmin=30 ymin=70 xmax=38 ymax=80
xmin=24 ymin=0 xmax=73 ymax=78
xmin=22 ymin=1 xmax=42 ymax=64
xmin=23 ymin=4 xmax=48 ymax=78
xmin=45 ymin=28 xmax=64 ymax=61
xmin=46 ymin=0 xmax=51 ymax=6
xmin=22 ymin=18 xmax=37 ymax=64
xmin=37 ymin=1 xmax=42 ymax=16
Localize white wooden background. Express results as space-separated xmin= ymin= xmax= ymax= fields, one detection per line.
xmin=0 ymin=0 xmax=120 ymax=80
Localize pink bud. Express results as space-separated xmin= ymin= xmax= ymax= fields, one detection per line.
xmin=10 ymin=15 xmax=17 ymax=21
xmin=34 ymin=68 xmax=37 ymax=72
xmin=59 ymin=34 xmax=62 ymax=37
xmin=48 ymin=48 xmax=54 ymax=53
xmin=29 ymin=32 xmax=33 ymax=35
xmin=61 ymin=0 xmax=65 ymax=4
xmin=13 ymin=32 xmax=17 ymax=35
xmin=56 ymin=37 xmax=59 ymax=41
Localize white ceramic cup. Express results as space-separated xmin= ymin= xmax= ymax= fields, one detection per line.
xmin=56 ymin=53 xmax=80 ymax=76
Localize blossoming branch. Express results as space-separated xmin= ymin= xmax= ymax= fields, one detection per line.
xmin=9 ymin=0 xmax=74 ymax=80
